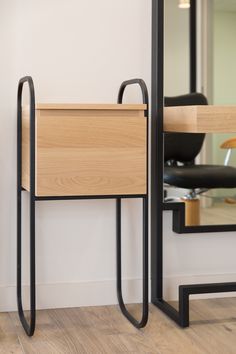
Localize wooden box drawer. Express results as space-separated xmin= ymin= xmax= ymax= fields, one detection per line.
xmin=22 ymin=104 xmax=147 ymax=197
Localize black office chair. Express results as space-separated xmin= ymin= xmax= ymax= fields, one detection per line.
xmin=164 ymin=93 xmax=236 ymax=225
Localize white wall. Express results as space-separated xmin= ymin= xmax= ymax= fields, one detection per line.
xmin=1 ymin=0 xmax=236 ymax=313
xmin=1 ymin=0 xmax=151 ymax=311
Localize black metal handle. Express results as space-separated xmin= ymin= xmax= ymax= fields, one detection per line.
xmin=17 ymin=76 xmax=35 ymax=108
xmin=17 ymin=76 xmax=35 ymax=131
xmin=117 ymin=78 xmax=149 ymax=118
xmin=17 ymin=75 xmax=36 ymax=195
xmin=17 ymin=76 xmax=36 ymax=187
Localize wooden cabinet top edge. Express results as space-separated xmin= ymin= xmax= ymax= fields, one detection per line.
xmin=34 ymin=103 xmax=147 ymax=111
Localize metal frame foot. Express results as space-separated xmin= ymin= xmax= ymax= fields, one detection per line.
xmin=116 ymin=197 xmax=149 ymax=329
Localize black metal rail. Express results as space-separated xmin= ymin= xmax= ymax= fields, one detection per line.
xmin=190 ymin=0 xmax=197 ymax=92
xmin=164 ymin=202 xmax=236 ymax=234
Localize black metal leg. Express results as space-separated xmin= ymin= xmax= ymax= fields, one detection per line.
xmin=17 ymin=191 xmax=36 ymax=336
xmin=116 ymin=197 xmax=149 ymax=329
xmin=17 ymin=76 xmax=36 ymax=337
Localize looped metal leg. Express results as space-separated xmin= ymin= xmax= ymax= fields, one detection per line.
xmin=17 ymin=191 xmax=36 ymax=337
xmin=116 ymin=197 xmax=149 ymax=328
xmin=17 ymin=76 xmax=36 ymax=336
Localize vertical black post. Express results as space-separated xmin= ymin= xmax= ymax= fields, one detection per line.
xmin=29 ymin=76 xmax=36 ymax=335
xmin=179 ymin=286 xmax=190 ymax=327
xmin=151 ymin=0 xmax=164 ymax=302
xmin=190 ymin=0 xmax=197 ymax=92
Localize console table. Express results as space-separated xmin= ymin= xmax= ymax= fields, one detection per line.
xmin=17 ymin=76 xmax=149 ymax=336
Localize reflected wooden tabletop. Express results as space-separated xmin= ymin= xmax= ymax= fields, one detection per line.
xmin=164 ymin=105 xmax=236 ymax=133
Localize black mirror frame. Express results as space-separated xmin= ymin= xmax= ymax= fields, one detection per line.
xmin=151 ymin=0 xmax=236 ymax=329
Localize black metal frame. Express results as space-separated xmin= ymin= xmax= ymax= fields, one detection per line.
xmin=164 ymin=202 xmax=236 ymax=234
xmin=117 ymin=79 xmax=149 ymax=328
xmin=17 ymin=76 xmax=36 ymax=336
xmin=190 ymin=0 xmax=197 ymax=93
xmin=151 ymin=0 xmax=236 ymax=328
xmin=17 ymin=77 xmax=149 ymax=336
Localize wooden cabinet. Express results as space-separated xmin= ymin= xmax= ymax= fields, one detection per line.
xmin=22 ymin=104 xmax=147 ymax=197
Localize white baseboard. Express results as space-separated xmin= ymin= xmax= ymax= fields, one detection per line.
xmin=164 ymin=273 xmax=236 ymax=301
xmin=0 ymin=279 xmax=142 ymax=312
xmin=1 ymin=273 xmax=236 ymax=312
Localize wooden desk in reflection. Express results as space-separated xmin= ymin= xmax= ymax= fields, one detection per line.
xmin=164 ymin=105 xmax=236 ymax=133
xmin=164 ymin=105 xmax=236 ymax=227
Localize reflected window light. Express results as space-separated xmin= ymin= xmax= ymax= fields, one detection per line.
xmin=178 ymin=0 xmax=190 ymax=9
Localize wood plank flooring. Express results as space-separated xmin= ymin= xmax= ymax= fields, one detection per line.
xmin=2 ymin=298 xmax=236 ymax=353
xmin=201 ymin=203 xmax=236 ymax=225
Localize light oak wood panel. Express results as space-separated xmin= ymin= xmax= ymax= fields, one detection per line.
xmin=37 ymin=114 xmax=146 ymax=148
xmin=22 ymin=105 xmax=147 ymax=196
xmin=22 ymin=109 xmax=30 ymax=191
xmin=36 ymin=148 xmax=146 ymax=196
xmin=164 ymin=105 xmax=236 ymax=133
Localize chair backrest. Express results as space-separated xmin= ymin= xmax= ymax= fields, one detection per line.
xmin=164 ymin=93 xmax=208 ymax=164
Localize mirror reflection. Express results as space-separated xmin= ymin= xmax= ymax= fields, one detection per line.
xmin=164 ymin=0 xmax=236 ymax=227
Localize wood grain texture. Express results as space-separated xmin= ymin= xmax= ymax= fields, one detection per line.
xmin=22 ymin=105 xmax=147 ymax=196
xmin=8 ymin=299 xmax=236 ymax=354
xmin=22 ymin=108 xmax=30 ymax=191
xmin=164 ymin=105 xmax=236 ymax=133
xmin=0 ymin=313 xmax=24 ymax=354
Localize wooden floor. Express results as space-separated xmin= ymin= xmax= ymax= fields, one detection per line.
xmin=3 ymin=298 xmax=236 ymax=353
xmin=201 ymin=202 xmax=236 ymax=225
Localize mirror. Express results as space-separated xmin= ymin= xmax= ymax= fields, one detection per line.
xmin=164 ymin=0 xmax=236 ymax=231
xmin=164 ymin=0 xmax=190 ymax=97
